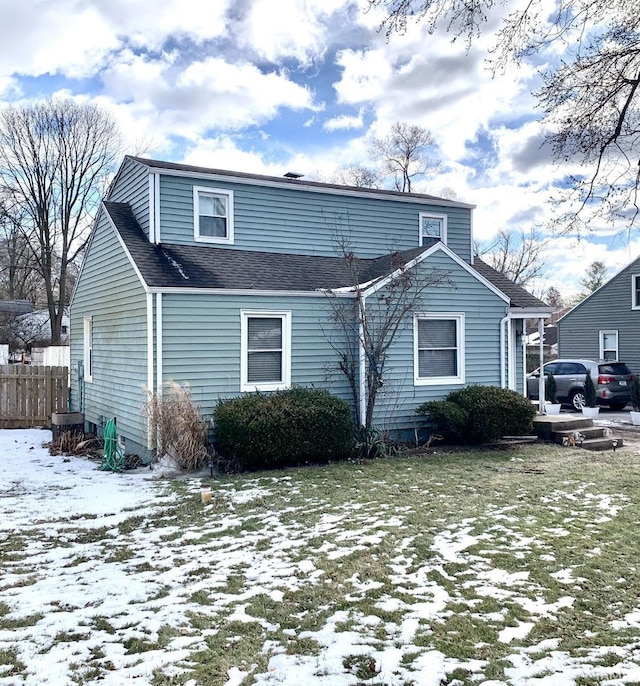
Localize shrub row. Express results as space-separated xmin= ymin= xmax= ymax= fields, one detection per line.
xmin=214 ymin=387 xmax=355 ymax=471
xmin=417 ymin=385 xmax=536 ymax=445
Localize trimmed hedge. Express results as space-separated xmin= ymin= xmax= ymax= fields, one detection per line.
xmin=214 ymin=387 xmax=355 ymax=471
xmin=417 ymin=385 xmax=536 ymax=445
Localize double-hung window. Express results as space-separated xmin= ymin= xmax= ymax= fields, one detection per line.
xmin=632 ymin=275 xmax=640 ymax=309
xmin=193 ymin=186 xmax=234 ymax=244
xmin=419 ymin=212 xmax=447 ymax=245
xmin=83 ymin=316 xmax=93 ymax=383
xmin=241 ymin=311 xmax=291 ymax=391
xmin=414 ymin=313 xmax=465 ymax=385
xmin=599 ymin=330 xmax=618 ymax=361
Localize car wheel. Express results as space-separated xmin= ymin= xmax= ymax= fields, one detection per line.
xmin=570 ymin=390 xmax=586 ymax=411
xmin=608 ymin=402 xmax=628 ymax=411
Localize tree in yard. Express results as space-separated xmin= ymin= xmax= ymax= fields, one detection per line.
xmin=0 ymin=98 xmax=120 ymax=344
xmin=544 ymin=286 xmax=564 ymax=309
xmin=325 ymin=235 xmax=450 ymax=428
xmin=370 ymin=121 xmax=440 ymax=192
xmin=367 ymin=0 xmax=640 ymax=232
xmin=579 ymin=260 xmax=607 ymax=295
xmin=475 ymin=227 xmax=547 ymax=287
xmin=333 ymin=164 xmax=381 ymax=189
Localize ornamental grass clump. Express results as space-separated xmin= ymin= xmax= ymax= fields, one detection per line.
xmin=145 ymin=381 xmax=210 ymax=470
xmin=417 ymin=385 xmax=537 ymax=445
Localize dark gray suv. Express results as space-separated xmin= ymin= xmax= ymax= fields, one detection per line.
xmin=527 ymin=359 xmax=634 ymax=411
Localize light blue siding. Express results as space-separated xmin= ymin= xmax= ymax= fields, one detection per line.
xmin=70 ymin=210 xmax=150 ymax=450
xmin=108 ymin=157 xmax=150 ymax=237
xmin=157 ymin=173 xmax=473 ymax=261
xmin=371 ymin=250 xmax=509 ymax=431
xmin=558 ymin=257 xmax=640 ymax=374
xmin=159 ymin=293 xmax=353 ymax=417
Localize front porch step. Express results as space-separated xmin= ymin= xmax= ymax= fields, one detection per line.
xmin=532 ymin=415 xmax=624 ymax=452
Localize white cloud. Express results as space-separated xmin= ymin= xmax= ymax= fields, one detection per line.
xmin=323 ymin=113 xmax=363 ymax=131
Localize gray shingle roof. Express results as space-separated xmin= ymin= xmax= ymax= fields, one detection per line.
xmin=472 ymin=258 xmax=550 ymax=309
xmin=105 ymin=202 xmax=547 ymax=310
xmin=105 ymin=202 xmax=428 ymax=291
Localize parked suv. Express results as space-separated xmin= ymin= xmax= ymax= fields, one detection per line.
xmin=527 ymin=359 xmax=634 ymax=411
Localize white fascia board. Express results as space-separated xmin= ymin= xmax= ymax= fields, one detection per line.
xmin=103 ymin=204 xmax=150 ymax=294
xmin=509 ymin=307 xmax=554 ymax=318
xmin=361 ymin=242 xmax=510 ymax=303
xmin=134 ymin=163 xmax=476 ymax=210
xmin=151 ymin=287 xmax=350 ymax=297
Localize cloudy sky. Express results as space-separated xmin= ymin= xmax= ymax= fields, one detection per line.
xmin=0 ymin=0 xmax=636 ymax=299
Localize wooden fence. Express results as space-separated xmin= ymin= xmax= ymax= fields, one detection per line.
xmin=0 ymin=365 xmax=69 ymax=428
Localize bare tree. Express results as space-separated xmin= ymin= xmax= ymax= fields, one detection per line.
xmin=370 ymin=122 xmax=440 ymax=192
xmin=579 ymin=260 xmax=607 ymax=294
xmin=476 ymin=227 xmax=547 ymax=287
xmin=544 ymin=286 xmax=565 ymax=308
xmin=334 ymin=165 xmax=381 ymax=188
xmin=367 ymin=0 xmax=640 ymax=232
xmin=0 ymin=98 xmax=120 ymax=343
xmin=325 ymin=235 xmax=450 ymax=428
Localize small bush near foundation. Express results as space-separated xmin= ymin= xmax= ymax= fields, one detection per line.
xmin=417 ymin=385 xmax=536 ymax=445
xmin=214 ymin=387 xmax=355 ymax=471
xmin=145 ymin=382 xmax=210 ymax=470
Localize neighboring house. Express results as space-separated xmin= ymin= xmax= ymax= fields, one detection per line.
xmin=11 ymin=308 xmax=70 ymax=349
xmin=70 ymin=155 xmax=551 ymax=458
xmin=558 ymin=256 xmax=640 ymax=372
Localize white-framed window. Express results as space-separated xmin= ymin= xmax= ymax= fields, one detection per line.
xmin=414 ymin=313 xmax=465 ymax=385
xmin=241 ymin=311 xmax=291 ymax=392
xmin=632 ymin=274 xmax=640 ymax=309
xmin=83 ymin=316 xmax=93 ymax=383
xmin=419 ymin=212 xmax=447 ymax=245
xmin=599 ymin=330 xmax=618 ymax=361
xmin=193 ymin=186 xmax=234 ymax=244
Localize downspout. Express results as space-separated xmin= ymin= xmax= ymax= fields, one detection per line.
xmin=358 ymin=293 xmax=366 ymax=427
xmin=146 ymin=293 xmax=154 ymax=450
xmin=500 ymin=313 xmax=510 ymax=389
xmin=538 ymin=317 xmax=545 ymax=414
xmin=156 ymin=293 xmax=163 ymax=397
xmin=521 ymin=321 xmax=527 ymax=397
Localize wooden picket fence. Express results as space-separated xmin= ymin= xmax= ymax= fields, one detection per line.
xmin=0 ymin=365 xmax=69 ymax=428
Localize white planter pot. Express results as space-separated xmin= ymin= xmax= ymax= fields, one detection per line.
xmin=582 ymin=406 xmax=600 ymax=419
xmin=630 ymin=411 xmax=640 ymax=426
xmin=545 ymin=403 xmax=561 ymax=416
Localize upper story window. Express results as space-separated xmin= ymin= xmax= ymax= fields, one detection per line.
xmin=599 ymin=330 xmax=618 ymax=361
xmin=193 ymin=186 xmax=234 ymax=244
xmin=83 ymin=316 xmax=93 ymax=383
xmin=419 ymin=212 xmax=447 ymax=245
xmin=632 ymin=274 xmax=640 ymax=309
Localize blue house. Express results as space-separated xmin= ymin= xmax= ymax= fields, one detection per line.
xmin=69 ymin=156 xmax=550 ymax=457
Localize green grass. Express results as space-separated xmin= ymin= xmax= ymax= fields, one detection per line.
xmin=5 ymin=444 xmax=640 ymax=685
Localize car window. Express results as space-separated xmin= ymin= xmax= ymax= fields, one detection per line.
xmin=559 ymin=363 xmax=585 ymax=375
xmin=543 ymin=362 xmax=560 ymax=375
xmin=599 ymin=362 xmax=631 ymax=375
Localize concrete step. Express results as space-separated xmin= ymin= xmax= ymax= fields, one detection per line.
xmin=533 ymin=415 xmax=594 ymax=441
xmin=579 ymin=437 xmax=624 ymax=452
xmin=552 ymin=427 xmax=609 ymax=444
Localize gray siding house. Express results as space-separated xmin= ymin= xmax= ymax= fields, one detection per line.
xmin=70 ymin=156 xmax=550 ymax=457
xmin=558 ymin=256 xmax=640 ymax=372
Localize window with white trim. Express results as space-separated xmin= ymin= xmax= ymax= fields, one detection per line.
xmin=83 ymin=316 xmax=93 ymax=383
xmin=599 ymin=330 xmax=618 ymax=361
xmin=419 ymin=212 xmax=447 ymax=245
xmin=241 ymin=311 xmax=291 ymax=392
xmin=632 ymin=274 xmax=640 ymax=309
xmin=193 ymin=186 xmax=234 ymax=244
xmin=414 ymin=313 xmax=465 ymax=385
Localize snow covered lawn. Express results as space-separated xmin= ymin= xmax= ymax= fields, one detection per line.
xmin=2 ymin=429 xmax=640 ymax=685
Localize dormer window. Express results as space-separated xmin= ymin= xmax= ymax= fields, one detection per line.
xmin=194 ymin=186 xmax=234 ymax=244
xmin=419 ymin=212 xmax=447 ymax=245
xmin=632 ymin=274 xmax=640 ymax=309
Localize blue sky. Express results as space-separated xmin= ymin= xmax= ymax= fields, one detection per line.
xmin=1 ymin=0 xmax=637 ymax=298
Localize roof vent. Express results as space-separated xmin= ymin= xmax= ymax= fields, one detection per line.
xmin=284 ymin=171 xmax=304 ymax=179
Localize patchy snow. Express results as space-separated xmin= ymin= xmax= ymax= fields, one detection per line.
xmin=1 ymin=429 xmax=640 ymax=685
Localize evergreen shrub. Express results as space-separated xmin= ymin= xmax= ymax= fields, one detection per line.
xmin=214 ymin=387 xmax=355 ymax=471
xmin=417 ymin=385 xmax=537 ymax=445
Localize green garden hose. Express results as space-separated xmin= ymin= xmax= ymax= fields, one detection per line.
xmin=101 ymin=418 xmax=124 ymax=472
